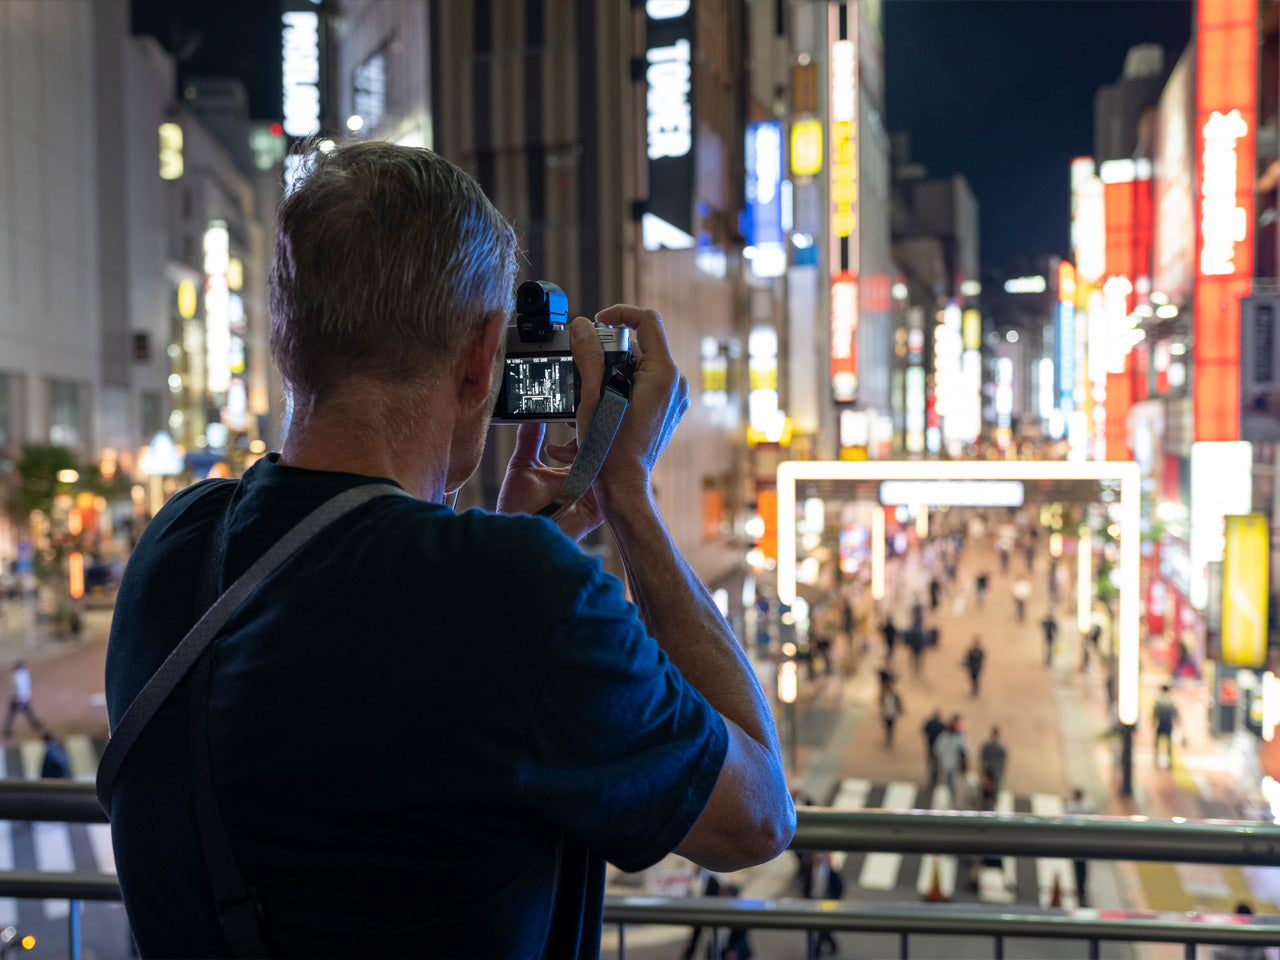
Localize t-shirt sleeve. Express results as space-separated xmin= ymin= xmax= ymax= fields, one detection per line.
xmin=514 ymin=569 xmax=729 ymax=874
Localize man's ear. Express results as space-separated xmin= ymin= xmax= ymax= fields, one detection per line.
xmin=458 ymin=311 xmax=508 ymax=408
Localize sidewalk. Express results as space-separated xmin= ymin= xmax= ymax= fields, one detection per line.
xmin=0 ymin=597 xmax=112 ymax=739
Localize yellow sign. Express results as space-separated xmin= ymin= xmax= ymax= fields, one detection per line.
xmin=159 ymin=122 xmax=183 ymax=180
xmin=177 ymin=278 xmax=197 ymax=320
xmin=963 ymin=309 xmax=982 ymax=351
xmin=830 ymin=120 xmax=857 ymax=237
xmin=1223 ymin=513 xmax=1269 ymax=668
xmin=791 ymin=119 xmax=823 ymax=177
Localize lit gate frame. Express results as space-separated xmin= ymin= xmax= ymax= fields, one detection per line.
xmin=776 ymin=460 xmax=1143 ymax=725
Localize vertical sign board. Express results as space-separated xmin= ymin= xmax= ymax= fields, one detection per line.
xmin=282 ymin=2 xmax=322 ymax=188
xmin=745 ymin=120 xmax=786 ymax=277
xmin=1195 ymin=0 xmax=1256 ymax=441
xmin=1189 ymin=440 xmax=1253 ymax=609
xmin=829 ymin=2 xmax=859 ymax=403
xmin=643 ymin=1 xmax=696 ymax=249
xmin=1058 ymin=260 xmax=1077 ymax=416
xmin=1223 ymin=513 xmax=1269 ymax=668
xmin=1240 ymin=295 xmax=1280 ymax=442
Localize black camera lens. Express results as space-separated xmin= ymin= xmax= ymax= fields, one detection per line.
xmin=517 ymin=281 xmax=547 ymax=312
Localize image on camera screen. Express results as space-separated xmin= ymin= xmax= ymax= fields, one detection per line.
xmin=503 ymin=356 xmax=576 ymax=416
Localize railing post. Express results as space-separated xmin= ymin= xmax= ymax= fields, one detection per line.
xmin=616 ymin=923 xmax=625 ymax=960
xmin=1089 ymin=938 xmax=1100 ymax=959
xmin=1184 ymin=940 xmax=1196 ymax=960
xmin=994 ymin=934 xmax=1003 ymax=959
xmin=68 ymin=899 xmax=81 ymax=960
xmin=899 ymin=930 xmax=909 ymax=959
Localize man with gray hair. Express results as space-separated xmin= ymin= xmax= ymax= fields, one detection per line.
xmin=103 ymin=141 xmax=793 ymax=957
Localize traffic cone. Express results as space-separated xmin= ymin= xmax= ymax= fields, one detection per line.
xmin=1049 ymin=873 xmax=1063 ymax=908
xmin=924 ymin=858 xmax=947 ymax=902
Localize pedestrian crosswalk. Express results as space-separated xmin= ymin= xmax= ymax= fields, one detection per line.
xmin=0 ymin=735 xmax=113 ymax=928
xmin=827 ymin=778 xmax=1083 ymax=908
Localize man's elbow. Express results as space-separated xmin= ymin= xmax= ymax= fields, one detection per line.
xmin=692 ymin=793 xmax=797 ymax=872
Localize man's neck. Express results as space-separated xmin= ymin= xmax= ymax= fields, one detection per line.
xmin=279 ymin=382 xmax=456 ymax=502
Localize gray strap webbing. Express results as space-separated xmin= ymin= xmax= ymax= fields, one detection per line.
xmin=535 ymin=370 xmax=630 ymax=523
xmin=95 ymin=482 xmax=407 ymax=816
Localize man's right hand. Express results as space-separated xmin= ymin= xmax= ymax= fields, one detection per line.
xmin=561 ymin=305 xmax=689 ymax=515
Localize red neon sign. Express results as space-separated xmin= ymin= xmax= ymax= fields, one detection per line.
xmin=1194 ymin=0 xmax=1256 ymax=442
xmin=830 ymin=273 xmax=859 ymax=403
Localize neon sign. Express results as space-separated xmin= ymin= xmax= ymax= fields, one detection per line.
xmin=281 ymin=10 xmax=320 ymax=138
xmin=1200 ymin=109 xmax=1248 ymax=275
xmin=1193 ymin=0 xmax=1255 ymax=442
xmin=830 ymin=275 xmax=858 ymax=402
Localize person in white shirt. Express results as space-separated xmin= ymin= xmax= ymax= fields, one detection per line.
xmin=2 ymin=660 xmax=41 ymax=739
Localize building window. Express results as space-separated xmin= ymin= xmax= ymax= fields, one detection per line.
xmin=48 ymin=380 xmax=81 ymax=449
xmin=140 ymin=391 xmax=164 ymax=438
xmin=352 ymin=49 xmax=388 ymax=131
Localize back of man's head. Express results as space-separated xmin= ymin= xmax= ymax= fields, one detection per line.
xmin=269 ymin=140 xmax=518 ymax=401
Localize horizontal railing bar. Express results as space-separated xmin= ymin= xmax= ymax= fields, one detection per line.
xmin=0 ymin=872 xmax=122 ymax=901
xmin=791 ymin=808 xmax=1280 ymax=865
xmin=603 ymin=896 xmax=1280 ymax=946
xmin=0 ymin=781 xmax=107 ymax=823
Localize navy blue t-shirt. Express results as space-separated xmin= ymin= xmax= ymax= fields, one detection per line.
xmin=105 ymin=454 xmax=727 ymax=958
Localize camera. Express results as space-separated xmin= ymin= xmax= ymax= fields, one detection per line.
xmin=492 ymin=281 xmax=634 ymax=423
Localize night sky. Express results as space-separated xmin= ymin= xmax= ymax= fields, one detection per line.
xmin=884 ymin=0 xmax=1194 ymax=274
xmin=130 ymin=0 xmax=1195 ymax=277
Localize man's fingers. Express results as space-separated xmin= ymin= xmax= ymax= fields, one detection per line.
xmin=511 ymin=422 xmax=546 ymax=463
xmin=545 ymin=439 xmax=579 ymax=465
xmin=570 ymin=316 xmax=604 ymax=443
xmin=594 ymin=304 xmax=673 ymax=366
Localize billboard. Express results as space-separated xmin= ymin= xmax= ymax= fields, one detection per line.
xmin=1189 ymin=440 xmax=1253 ymax=610
xmin=1153 ymin=48 xmax=1194 ymax=306
xmin=643 ymin=1 xmax=696 ymax=249
xmin=1194 ymin=0 xmax=1256 ymax=441
xmin=1222 ymin=513 xmax=1269 ymax=668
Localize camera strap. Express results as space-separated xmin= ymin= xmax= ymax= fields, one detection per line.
xmin=535 ymin=364 xmax=631 ymax=524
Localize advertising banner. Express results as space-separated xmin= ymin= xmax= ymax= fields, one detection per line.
xmin=643 ymin=1 xmax=696 ymax=247
xmin=1222 ymin=513 xmax=1269 ymax=668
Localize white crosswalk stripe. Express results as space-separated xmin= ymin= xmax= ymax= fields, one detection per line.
xmin=65 ymin=735 xmax=96 ymax=782
xmin=859 ymin=782 xmax=917 ymax=890
xmin=1031 ymin=793 xmax=1078 ymax=908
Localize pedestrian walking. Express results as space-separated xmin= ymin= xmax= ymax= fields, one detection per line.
xmin=922 ymin=710 xmax=945 ymax=787
xmin=1154 ymin=684 xmax=1179 ymax=768
xmin=681 ymin=869 xmax=721 ymax=960
xmin=997 ymin=539 xmax=1010 ymax=574
xmin=1041 ymin=613 xmax=1059 ymax=666
xmin=879 ymin=681 xmax=903 ymax=748
xmin=1048 ymin=557 xmax=1060 ymax=604
xmin=809 ymin=852 xmax=844 ymax=957
xmin=933 ymin=716 xmax=968 ymax=803
xmin=1012 ymin=577 xmax=1032 ymax=622
xmin=719 ymin=884 xmax=753 ymax=960
xmin=880 ymin=617 xmax=897 ymax=659
xmin=906 ymin=625 xmax=926 ymax=676
xmin=974 ymin=571 xmax=990 ymax=609
xmin=963 ymin=636 xmax=985 ymax=697
xmin=929 ymin=575 xmax=942 ymax=610
xmin=2 ymin=660 xmax=41 ymax=739
xmin=1063 ymin=788 xmax=1096 ymax=907
xmin=1024 ymin=539 xmax=1035 ymax=572
xmin=40 ymin=732 xmax=70 ymax=780
xmin=1211 ymin=904 xmax=1266 ymax=960
xmin=979 ymin=727 xmax=1007 ymax=809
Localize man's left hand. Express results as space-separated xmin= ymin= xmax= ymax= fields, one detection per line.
xmin=496 ymin=422 xmax=604 ymax=542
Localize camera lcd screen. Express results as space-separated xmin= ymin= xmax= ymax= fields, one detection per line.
xmin=501 ymin=355 xmax=576 ymax=417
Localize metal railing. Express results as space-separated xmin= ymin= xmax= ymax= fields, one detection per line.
xmin=6 ymin=782 xmax=1280 ymax=958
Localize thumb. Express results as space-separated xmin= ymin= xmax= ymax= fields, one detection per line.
xmin=510 ymin=422 xmax=546 ymax=463
xmin=570 ymin=316 xmax=604 ymax=444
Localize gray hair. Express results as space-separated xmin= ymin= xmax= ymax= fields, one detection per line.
xmin=269 ymin=140 xmax=518 ymax=399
